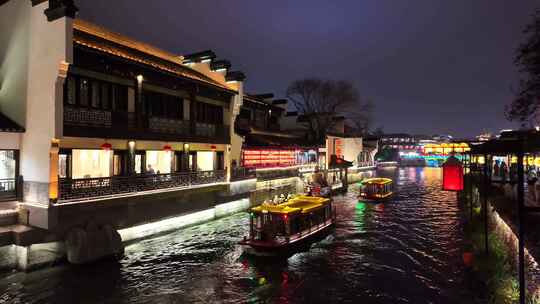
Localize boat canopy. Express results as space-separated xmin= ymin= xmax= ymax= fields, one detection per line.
xmin=251 ymin=195 xmax=331 ymax=215
xmin=361 ymin=178 xmax=393 ymax=185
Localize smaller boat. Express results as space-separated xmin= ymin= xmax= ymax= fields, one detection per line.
xmin=239 ymin=195 xmax=336 ymax=256
xmin=358 ymin=178 xmax=393 ymax=201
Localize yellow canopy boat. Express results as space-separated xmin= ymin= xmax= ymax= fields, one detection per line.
xmin=358 ymin=178 xmax=394 ymax=200
xmin=239 ymin=195 xmax=335 ymax=256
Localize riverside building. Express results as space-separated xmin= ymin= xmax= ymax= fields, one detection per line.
xmin=0 ymin=0 xmax=255 ymax=269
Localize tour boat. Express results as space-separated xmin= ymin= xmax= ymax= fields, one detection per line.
xmin=358 ymin=178 xmax=393 ymax=201
xmin=239 ymin=195 xmax=336 ymax=256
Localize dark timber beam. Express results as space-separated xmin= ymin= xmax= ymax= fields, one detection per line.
xmin=30 ymin=0 xmax=47 ymax=6
xmin=44 ymin=0 xmax=78 ymax=21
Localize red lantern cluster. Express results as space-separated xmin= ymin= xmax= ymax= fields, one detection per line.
xmin=442 ymin=156 xmax=464 ymax=191
xmin=163 ymin=144 xmax=172 ymax=152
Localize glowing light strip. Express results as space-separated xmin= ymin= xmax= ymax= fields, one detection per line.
xmin=118 ymin=198 xmax=250 ymax=243
xmin=490 ymin=204 xmax=540 ymax=296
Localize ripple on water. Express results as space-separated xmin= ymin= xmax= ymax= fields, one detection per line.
xmin=0 ymin=168 xmax=475 ymax=303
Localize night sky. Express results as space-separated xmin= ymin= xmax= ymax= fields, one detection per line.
xmin=76 ymin=0 xmax=539 ymax=138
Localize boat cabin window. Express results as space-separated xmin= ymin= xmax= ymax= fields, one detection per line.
xmin=252 ymin=205 xmax=332 ymax=239
xmin=363 ymin=182 xmax=392 ymax=195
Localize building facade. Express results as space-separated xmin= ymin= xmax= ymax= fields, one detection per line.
xmin=0 ymin=0 xmax=248 ymax=230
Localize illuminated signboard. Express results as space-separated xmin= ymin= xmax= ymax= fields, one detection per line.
xmin=422 ymin=143 xmax=470 ymax=155
xmin=242 ymin=149 xmax=297 ymax=168
xmin=335 ymin=139 xmax=343 ymax=157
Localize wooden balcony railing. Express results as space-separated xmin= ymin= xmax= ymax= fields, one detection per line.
xmin=63 ymin=106 xmax=229 ymax=144
xmin=64 ymin=107 xmax=112 ymax=127
xmin=58 ymin=170 xmax=225 ymax=201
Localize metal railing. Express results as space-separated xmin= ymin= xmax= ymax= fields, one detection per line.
xmin=64 ymin=106 xmax=112 ymax=127
xmin=231 ymin=167 xmax=257 ymax=181
xmin=58 ymin=170 xmax=225 ymax=201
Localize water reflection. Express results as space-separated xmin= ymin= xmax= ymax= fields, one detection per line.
xmin=0 ymin=167 xmax=473 ymax=303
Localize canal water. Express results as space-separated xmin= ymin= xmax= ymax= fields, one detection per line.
xmin=0 ymin=167 xmax=475 ymax=303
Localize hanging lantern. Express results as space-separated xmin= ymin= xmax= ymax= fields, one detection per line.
xmin=442 ymin=155 xmax=464 ymax=191
xmin=163 ymin=144 xmax=172 ymax=152
xmin=210 ymin=145 xmax=217 ymax=151
xmin=100 ymin=142 xmax=112 ymax=150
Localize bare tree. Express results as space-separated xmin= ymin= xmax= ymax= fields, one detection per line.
xmin=347 ymin=100 xmax=374 ymax=136
xmin=286 ymin=78 xmax=371 ymax=141
xmin=506 ymin=9 xmax=540 ymax=126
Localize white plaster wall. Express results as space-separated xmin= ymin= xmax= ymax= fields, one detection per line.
xmin=0 ymin=245 xmax=17 ymax=271
xmin=0 ymin=132 xmax=21 ymax=149
xmin=0 ymin=0 xmax=30 ymax=126
xmin=343 ymin=137 xmax=363 ymax=165
xmin=20 ymin=2 xmax=73 ymax=183
xmin=229 ymin=82 xmax=244 ymax=166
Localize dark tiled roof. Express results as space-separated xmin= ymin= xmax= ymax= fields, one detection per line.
xmin=226 ymin=71 xmax=246 ymax=82
xmin=252 ymin=93 xmax=274 ymax=100
xmin=183 ymin=50 xmax=216 ymax=63
xmin=211 ymin=60 xmax=231 ymax=71
xmin=73 ymin=20 xmax=235 ymax=93
xmin=0 ymin=112 xmax=24 ymax=132
xmin=272 ymin=99 xmax=287 ymax=105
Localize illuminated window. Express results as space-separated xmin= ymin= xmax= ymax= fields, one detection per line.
xmin=71 ymin=150 xmax=111 ymax=179
xmin=197 ymin=151 xmax=215 ymax=171
xmin=135 ymin=155 xmax=142 ymax=174
xmin=0 ymin=151 xmax=15 ymax=180
xmin=113 ymin=154 xmax=122 ymax=176
xmin=146 ymin=151 xmax=172 ymax=174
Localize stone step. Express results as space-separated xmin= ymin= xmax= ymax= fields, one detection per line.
xmin=0 ymin=210 xmax=18 ymax=226
xmin=0 ymin=224 xmax=36 ymax=247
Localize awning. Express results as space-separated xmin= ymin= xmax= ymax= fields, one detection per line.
xmin=328 ymin=155 xmax=353 ymax=168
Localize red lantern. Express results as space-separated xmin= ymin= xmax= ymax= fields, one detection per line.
xmin=100 ymin=142 xmax=112 ymax=150
xmin=210 ymin=145 xmax=217 ymax=150
xmin=442 ymin=155 xmax=464 ymax=191
xmin=163 ymin=144 xmax=172 ymax=152
xmin=462 ymin=252 xmax=474 ymax=267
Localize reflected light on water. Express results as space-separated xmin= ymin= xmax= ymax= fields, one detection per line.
xmin=0 ymin=168 xmax=474 ymax=303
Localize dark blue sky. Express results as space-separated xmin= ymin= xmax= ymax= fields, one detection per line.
xmin=77 ymin=0 xmax=539 ymax=138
